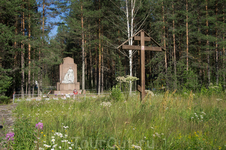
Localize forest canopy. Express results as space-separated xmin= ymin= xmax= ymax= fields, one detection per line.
xmin=1 ymin=0 xmax=226 ymax=101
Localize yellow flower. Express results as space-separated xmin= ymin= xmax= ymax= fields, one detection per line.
xmin=219 ymin=146 xmax=222 ymax=150
xmin=44 ymin=135 xmax=45 ymax=137
xmin=71 ymin=140 xmax=73 ymax=142
xmin=41 ymin=132 xmax=43 ymax=134
xmin=52 ymin=130 xmax=54 ymax=132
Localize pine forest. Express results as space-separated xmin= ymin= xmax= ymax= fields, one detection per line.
xmin=1 ymin=0 xmax=226 ymax=100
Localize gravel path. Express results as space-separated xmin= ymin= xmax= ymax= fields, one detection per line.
xmin=0 ymin=103 xmax=17 ymax=149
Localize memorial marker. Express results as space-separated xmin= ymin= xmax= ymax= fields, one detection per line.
xmin=117 ymin=30 xmax=165 ymax=100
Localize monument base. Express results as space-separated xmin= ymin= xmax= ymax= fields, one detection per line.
xmin=54 ymin=82 xmax=80 ymax=95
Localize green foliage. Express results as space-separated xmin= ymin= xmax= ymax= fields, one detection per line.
xmin=0 ymin=67 xmax=12 ymax=103
xmin=13 ymin=117 xmax=36 ymax=150
xmin=110 ymin=85 xmax=124 ymax=102
xmin=8 ymin=92 xmax=226 ymax=149
xmin=200 ymin=83 xmax=223 ymax=97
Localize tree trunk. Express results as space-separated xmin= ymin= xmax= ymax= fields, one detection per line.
xmin=39 ymin=0 xmax=45 ymax=96
xmin=162 ymin=2 xmax=168 ymax=89
xmin=21 ymin=1 xmax=25 ymax=98
xmin=206 ymin=0 xmax=210 ymax=86
xmin=215 ymin=1 xmax=218 ymax=85
xmin=101 ymin=46 xmax=104 ymax=93
xmin=28 ymin=0 xmax=31 ymax=97
xmin=223 ymin=6 xmax=225 ymax=89
xmin=98 ymin=0 xmax=101 ymax=94
xmin=172 ymin=3 xmax=177 ymax=90
xmin=186 ymin=0 xmax=189 ymax=71
xmin=13 ymin=15 xmax=18 ymax=93
xmin=81 ymin=4 xmax=85 ymax=91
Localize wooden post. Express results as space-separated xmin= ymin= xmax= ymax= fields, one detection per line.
xmin=140 ymin=31 xmax=146 ymax=100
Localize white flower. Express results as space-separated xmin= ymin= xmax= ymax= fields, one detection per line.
xmin=69 ymin=147 xmax=72 ymax=149
xmin=68 ymin=142 xmax=71 ymax=144
xmin=100 ymin=102 xmax=112 ymax=107
xmin=153 ymin=134 xmax=155 ymax=137
xmin=51 ymin=139 xmax=55 ymax=142
xmin=132 ymin=144 xmax=142 ymax=150
xmin=151 ymin=127 xmax=154 ymax=129
xmin=43 ymin=144 xmax=51 ymax=148
xmin=39 ymin=148 xmax=44 ymax=150
xmin=53 ymin=144 xmax=58 ymax=148
xmin=65 ymin=134 xmax=68 ymax=138
xmin=71 ymin=144 xmax=74 ymax=146
xmin=51 ymin=136 xmax=55 ymax=139
xmin=200 ymin=115 xmax=203 ymax=119
xmin=155 ymin=132 xmax=160 ymax=137
xmin=63 ymin=126 xmax=69 ymax=129
xmin=59 ymin=146 xmax=62 ymax=149
xmin=161 ymin=133 xmax=164 ymax=135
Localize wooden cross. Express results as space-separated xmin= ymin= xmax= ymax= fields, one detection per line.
xmin=117 ymin=30 xmax=165 ymax=101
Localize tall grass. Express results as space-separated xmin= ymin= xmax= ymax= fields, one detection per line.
xmin=5 ymin=91 xmax=226 ymax=149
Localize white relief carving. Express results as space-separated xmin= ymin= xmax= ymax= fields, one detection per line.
xmin=62 ymin=67 xmax=74 ymax=83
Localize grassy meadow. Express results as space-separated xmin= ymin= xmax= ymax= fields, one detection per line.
xmin=3 ymin=91 xmax=226 ymax=150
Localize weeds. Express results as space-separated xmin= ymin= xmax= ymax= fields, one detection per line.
xmin=3 ymin=91 xmax=226 ymax=149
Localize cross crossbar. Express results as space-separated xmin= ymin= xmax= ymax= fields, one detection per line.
xmin=122 ymin=45 xmax=162 ymax=51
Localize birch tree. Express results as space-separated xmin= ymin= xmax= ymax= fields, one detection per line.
xmin=111 ymin=0 xmax=149 ymax=93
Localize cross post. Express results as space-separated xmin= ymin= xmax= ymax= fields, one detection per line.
xmin=117 ymin=30 xmax=165 ymax=101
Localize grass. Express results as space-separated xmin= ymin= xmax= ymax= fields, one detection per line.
xmin=2 ymin=91 xmax=226 ymax=150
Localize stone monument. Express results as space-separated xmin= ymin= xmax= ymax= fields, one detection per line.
xmin=54 ymin=57 xmax=80 ymax=94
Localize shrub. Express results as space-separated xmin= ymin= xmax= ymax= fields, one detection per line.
xmin=110 ymin=85 xmax=124 ymax=101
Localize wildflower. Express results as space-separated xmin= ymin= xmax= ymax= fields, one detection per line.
xmin=68 ymin=142 xmax=71 ymax=144
xmin=41 ymin=132 xmax=43 ymax=134
xmin=69 ymin=147 xmax=72 ymax=149
xmin=100 ymin=102 xmax=112 ymax=107
xmin=35 ymin=122 xmax=43 ymax=130
xmin=200 ymin=115 xmax=203 ymax=119
xmin=43 ymin=144 xmax=51 ymax=148
xmin=71 ymin=144 xmax=74 ymax=146
xmin=132 ymin=144 xmax=141 ymax=150
xmin=53 ymin=144 xmax=58 ymax=148
xmin=51 ymin=136 xmax=55 ymax=139
xmin=63 ymin=126 xmax=69 ymax=129
xmin=6 ymin=132 xmax=14 ymax=141
xmin=59 ymin=146 xmax=62 ymax=149
xmin=51 ymin=139 xmax=55 ymax=143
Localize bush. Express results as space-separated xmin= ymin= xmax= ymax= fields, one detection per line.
xmin=110 ymin=85 xmax=124 ymax=101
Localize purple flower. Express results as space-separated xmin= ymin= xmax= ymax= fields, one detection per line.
xmin=6 ymin=132 xmax=14 ymax=141
xmin=35 ymin=122 xmax=43 ymax=130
